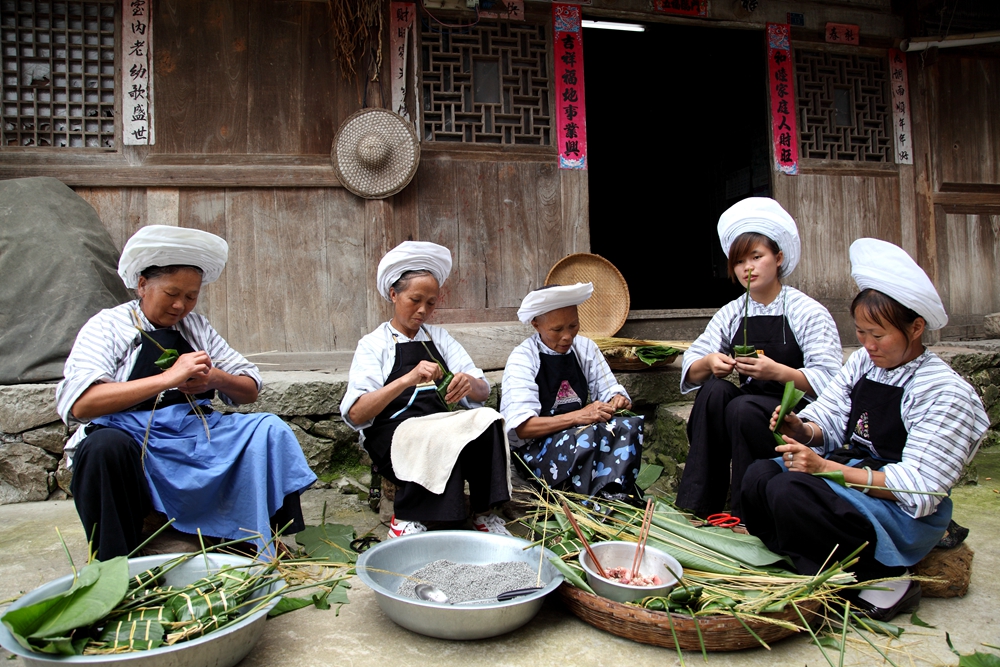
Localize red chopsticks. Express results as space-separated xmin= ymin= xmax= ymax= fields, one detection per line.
xmin=560 ymin=500 xmax=607 ymax=578
xmin=631 ymin=498 xmax=654 ymax=578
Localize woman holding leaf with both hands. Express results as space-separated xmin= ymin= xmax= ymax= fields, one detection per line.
xmin=341 ymin=241 xmax=511 ymax=539
xmin=57 ymin=226 xmax=317 ymax=561
xmin=745 ymin=238 xmax=989 ymax=621
xmin=676 ymin=198 xmax=842 ymax=519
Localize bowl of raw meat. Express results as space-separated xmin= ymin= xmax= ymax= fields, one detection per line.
xmin=579 ymin=541 xmax=682 ymax=603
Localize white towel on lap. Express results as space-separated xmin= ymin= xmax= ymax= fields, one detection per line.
xmin=390 ymin=408 xmax=511 ymax=495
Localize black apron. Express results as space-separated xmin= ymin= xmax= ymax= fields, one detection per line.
xmin=126 ymin=328 xmax=215 ymax=411
xmin=729 ymin=314 xmax=806 ymax=398
xmin=827 ymin=376 xmax=908 ymax=469
xmin=360 ymin=329 xmax=510 ymax=522
xmin=677 ymin=312 xmax=807 ymax=517
xmin=520 ymin=349 xmax=643 ymax=496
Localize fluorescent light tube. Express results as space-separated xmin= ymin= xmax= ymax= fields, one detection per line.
xmin=582 ymin=20 xmax=645 ymax=32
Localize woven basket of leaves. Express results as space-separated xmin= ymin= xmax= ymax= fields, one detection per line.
xmin=592 ymin=337 xmax=689 ymax=372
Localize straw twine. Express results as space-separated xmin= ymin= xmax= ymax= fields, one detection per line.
xmin=332 ymin=108 xmax=420 ymax=199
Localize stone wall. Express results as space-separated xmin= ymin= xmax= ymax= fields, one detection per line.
xmin=3 ymin=343 xmax=999 ymax=505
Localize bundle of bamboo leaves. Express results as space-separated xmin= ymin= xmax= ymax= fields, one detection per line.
xmin=590 ymin=337 xmax=688 ymax=367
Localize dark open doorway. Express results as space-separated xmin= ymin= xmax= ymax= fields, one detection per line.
xmin=585 ymin=22 xmax=772 ymax=310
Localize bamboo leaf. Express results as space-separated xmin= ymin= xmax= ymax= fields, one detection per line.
xmin=635 ymin=463 xmax=664 ymax=490
xmin=294 ymin=523 xmax=357 ymax=564
xmin=959 ymin=653 xmax=1000 ymax=667
xmin=154 ymin=349 xmax=179 ymax=370
xmin=909 ymin=611 xmax=936 ymax=628
xmin=772 ymin=381 xmax=806 ymax=446
xmin=634 ymin=346 xmax=681 ymax=366
xmin=548 ymin=557 xmax=594 ymax=594
xmin=2 ymin=556 xmax=129 ymax=652
xmin=814 ymin=471 xmax=848 ymax=487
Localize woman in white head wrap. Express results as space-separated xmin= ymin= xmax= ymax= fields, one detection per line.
xmin=340 ymin=241 xmax=512 ymax=538
xmin=675 ymin=197 xmax=843 ymax=520
xmin=56 ymin=225 xmax=317 ymax=560
xmin=500 ymin=284 xmax=642 ymax=500
xmin=743 ymin=238 xmax=988 ymax=622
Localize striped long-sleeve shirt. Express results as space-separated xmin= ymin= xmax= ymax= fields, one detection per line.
xmin=500 ymin=334 xmax=630 ymax=448
xmin=339 ymin=322 xmax=488 ymax=432
xmin=680 ymin=285 xmax=843 ymax=396
xmin=56 ymin=300 xmax=263 ymax=464
xmin=800 ymin=348 xmax=989 ymax=518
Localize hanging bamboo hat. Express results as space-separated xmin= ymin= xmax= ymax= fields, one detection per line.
xmin=332 ymin=108 xmax=420 ymax=199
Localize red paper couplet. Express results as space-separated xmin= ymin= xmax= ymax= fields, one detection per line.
xmin=767 ymin=23 xmax=798 ymax=175
xmin=653 ymin=0 xmax=707 ymax=17
xmin=554 ymin=3 xmax=587 ymax=170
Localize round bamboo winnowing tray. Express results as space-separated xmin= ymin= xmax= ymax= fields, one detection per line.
xmin=558 ymin=584 xmax=823 ymax=651
xmin=604 ymin=354 xmax=679 ymax=372
xmin=545 ymin=253 xmax=629 ymax=338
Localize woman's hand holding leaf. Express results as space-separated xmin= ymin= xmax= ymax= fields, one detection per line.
xmin=576 ymin=401 xmax=614 ymax=425
xmin=774 ymin=440 xmax=828 ymax=474
xmin=404 ymin=360 xmax=442 ymax=387
xmin=165 ymin=351 xmax=212 ymax=390
xmin=734 ymin=354 xmax=782 ymax=381
xmin=608 ymin=394 xmax=631 ymax=411
xmin=705 ymin=352 xmax=737 ymax=378
xmin=444 ymin=372 xmax=475 ymax=404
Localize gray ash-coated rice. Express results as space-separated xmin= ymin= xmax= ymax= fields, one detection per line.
xmin=397 ymin=559 xmax=539 ymax=604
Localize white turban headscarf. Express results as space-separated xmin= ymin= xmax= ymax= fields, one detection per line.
xmin=850 ymin=238 xmax=948 ymax=330
xmin=717 ymin=197 xmax=801 ymax=276
xmin=516 ymin=283 xmax=594 ymax=324
xmin=118 ymin=225 xmax=229 ymax=289
xmin=376 ymin=241 xmax=453 ymax=301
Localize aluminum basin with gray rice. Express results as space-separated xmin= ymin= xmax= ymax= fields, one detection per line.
xmin=356 ymin=531 xmax=563 ymax=640
xmin=580 ymin=541 xmax=682 ymax=603
xmin=0 ymin=553 xmax=284 ymax=667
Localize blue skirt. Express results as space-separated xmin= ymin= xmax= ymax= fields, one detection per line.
xmin=93 ymin=403 xmax=317 ymax=552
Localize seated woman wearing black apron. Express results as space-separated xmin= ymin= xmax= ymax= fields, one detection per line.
xmin=745 ymin=238 xmax=989 ymax=621
xmin=341 ymin=241 xmax=511 ymax=539
xmin=676 ymin=197 xmax=842 ymax=519
xmin=500 ymin=283 xmax=642 ymax=500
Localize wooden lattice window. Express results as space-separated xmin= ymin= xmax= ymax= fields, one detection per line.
xmin=420 ymin=21 xmax=550 ymax=145
xmin=794 ymin=49 xmax=892 ymax=162
xmin=1 ymin=0 xmax=117 ymax=148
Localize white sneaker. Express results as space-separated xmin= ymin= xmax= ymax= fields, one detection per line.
xmin=387 ymin=515 xmax=427 ymax=539
xmin=473 ymin=513 xmax=512 ymax=536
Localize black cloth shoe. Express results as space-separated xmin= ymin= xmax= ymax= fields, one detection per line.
xmin=936 ymin=519 xmax=969 ymax=549
xmin=849 ymin=580 xmax=922 ymax=622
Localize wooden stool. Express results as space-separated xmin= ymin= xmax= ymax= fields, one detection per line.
xmin=912 ymin=542 xmax=974 ymax=598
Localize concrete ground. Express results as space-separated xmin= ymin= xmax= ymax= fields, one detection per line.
xmin=2 ymin=465 xmax=998 ymax=667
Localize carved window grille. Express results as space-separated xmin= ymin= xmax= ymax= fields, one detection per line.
xmin=420 ymin=21 xmax=551 ymax=145
xmin=1 ymin=0 xmax=117 ymax=148
xmin=794 ymin=49 xmax=893 ymax=162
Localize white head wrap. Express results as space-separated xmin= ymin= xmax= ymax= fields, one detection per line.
xmin=376 ymin=241 xmax=453 ymax=301
xmin=850 ymin=238 xmax=948 ymax=330
xmin=118 ymin=225 xmax=229 ymax=289
xmin=516 ymin=283 xmax=594 ymax=324
xmin=717 ymin=197 xmax=800 ymax=276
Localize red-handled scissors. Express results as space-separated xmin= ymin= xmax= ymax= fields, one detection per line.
xmin=705 ymin=513 xmax=741 ymax=528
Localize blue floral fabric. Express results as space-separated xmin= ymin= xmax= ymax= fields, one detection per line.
xmin=520 ymin=415 xmax=643 ymax=496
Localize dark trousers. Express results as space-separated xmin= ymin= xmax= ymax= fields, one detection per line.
xmin=376 ymin=421 xmax=511 ymax=523
xmin=71 ymin=426 xmax=306 ymax=561
xmin=740 ymin=460 xmax=905 ymax=581
xmin=676 ymin=377 xmax=785 ymax=518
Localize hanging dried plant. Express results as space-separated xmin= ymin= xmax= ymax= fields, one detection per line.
xmin=329 ymin=0 xmax=384 ymax=81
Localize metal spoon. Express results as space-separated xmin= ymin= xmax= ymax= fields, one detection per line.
xmin=413 ymin=583 xmax=541 ymax=605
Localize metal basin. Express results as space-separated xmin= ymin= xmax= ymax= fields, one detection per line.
xmin=356 ymin=530 xmax=563 ymax=640
xmin=0 ymin=553 xmax=284 ymax=667
xmin=580 ymin=541 xmax=683 ymax=603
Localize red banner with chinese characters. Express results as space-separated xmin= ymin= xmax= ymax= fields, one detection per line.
xmin=889 ymin=49 xmax=913 ymax=165
xmin=767 ymin=23 xmax=798 ymax=175
xmin=553 ymin=4 xmax=587 ymax=170
xmin=390 ymin=2 xmax=415 ymax=121
xmin=653 ymin=0 xmax=706 ymax=17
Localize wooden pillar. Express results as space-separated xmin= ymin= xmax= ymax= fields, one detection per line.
xmin=560 ymin=169 xmax=590 ymax=254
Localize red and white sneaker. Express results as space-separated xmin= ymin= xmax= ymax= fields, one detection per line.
xmin=473 ymin=513 xmax=512 ymax=536
xmin=387 ymin=515 xmax=427 ymax=539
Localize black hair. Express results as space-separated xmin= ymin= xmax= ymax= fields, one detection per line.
xmin=391 ymin=269 xmax=435 ymax=294
xmin=139 ymin=265 xmax=204 ymax=281
xmin=850 ymin=288 xmax=922 ymax=333
xmin=727 ymin=232 xmax=784 ymax=282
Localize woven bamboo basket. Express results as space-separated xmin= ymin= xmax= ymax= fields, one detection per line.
xmin=545 ymin=254 xmax=630 ymax=338
xmin=558 ymin=584 xmax=823 ymax=651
